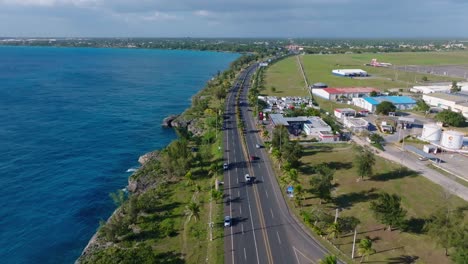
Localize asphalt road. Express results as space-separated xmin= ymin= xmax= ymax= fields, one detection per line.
xmin=223 ymin=64 xmax=334 ymax=264
xmin=352 ymin=136 xmax=468 ymax=202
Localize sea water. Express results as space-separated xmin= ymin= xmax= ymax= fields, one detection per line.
xmin=0 ymin=46 xmax=239 ymax=263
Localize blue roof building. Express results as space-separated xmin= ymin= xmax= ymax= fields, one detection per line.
xmin=352 ymin=96 xmax=417 ymax=112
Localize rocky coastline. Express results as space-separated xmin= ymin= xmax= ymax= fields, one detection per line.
xmin=76 ymin=53 xmax=257 ymax=263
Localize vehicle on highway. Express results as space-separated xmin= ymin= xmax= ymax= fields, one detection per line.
xmin=250 ymin=155 xmax=257 ymax=161
xmin=224 ymin=216 xmax=231 ymax=227
xmin=245 ymin=174 xmax=255 ymax=183
xmin=223 ymin=163 xmax=229 ymax=170
xmin=255 ymin=144 xmax=261 ymax=149
xmin=418 ymin=157 xmax=428 ymax=161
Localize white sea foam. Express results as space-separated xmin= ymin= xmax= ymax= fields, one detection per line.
xmin=126 ymin=167 xmax=139 ymax=172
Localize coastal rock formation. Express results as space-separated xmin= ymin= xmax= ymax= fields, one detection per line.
xmin=162 ymin=114 xmax=179 ymax=127
xmin=128 ymin=151 xmax=161 ymax=193
xmin=138 ymin=151 xmax=159 ymax=165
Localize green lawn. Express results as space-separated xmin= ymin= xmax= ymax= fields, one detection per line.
xmin=264 ymin=52 xmax=468 ymax=96
xmin=263 ymin=56 xmax=309 ymax=97
xmin=294 ymin=144 xmax=467 ymax=264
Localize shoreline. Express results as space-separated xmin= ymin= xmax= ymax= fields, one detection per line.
xmin=76 ymin=54 xmax=254 ymax=262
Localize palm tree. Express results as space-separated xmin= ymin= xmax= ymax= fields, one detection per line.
xmin=319 ymin=254 xmax=337 ymax=264
xmin=185 ymin=170 xmax=194 ymax=186
xmin=288 ymin=168 xmax=299 ymax=185
xmin=109 ymin=190 xmax=127 ymax=207
xmin=358 ymin=238 xmax=376 ymax=263
xmin=326 ymin=222 xmax=341 ymax=240
xmin=185 ymin=201 xmax=201 ymax=222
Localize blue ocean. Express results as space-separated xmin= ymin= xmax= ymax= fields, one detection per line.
xmin=0 ymin=46 xmax=239 ymax=264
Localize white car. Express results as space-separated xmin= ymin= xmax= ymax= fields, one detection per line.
xmin=255 ymin=144 xmax=261 ymax=149
xmin=245 ymin=174 xmax=255 ymax=183
xmin=224 ymin=216 xmax=231 ymax=227
xmin=223 ymin=163 xmax=229 ymax=170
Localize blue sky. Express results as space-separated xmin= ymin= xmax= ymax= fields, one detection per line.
xmin=0 ymin=0 xmax=467 ymax=38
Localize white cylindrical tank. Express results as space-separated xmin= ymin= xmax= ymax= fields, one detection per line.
xmin=421 ymin=124 xmax=442 ymax=142
xmin=440 ymin=131 xmax=464 ymax=149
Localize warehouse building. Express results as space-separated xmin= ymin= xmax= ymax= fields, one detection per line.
xmin=411 ymin=82 xmax=468 ymax=94
xmin=332 ymin=69 xmax=368 ymax=77
xmin=311 ymin=87 xmax=379 ymax=101
xmin=269 ymin=114 xmax=331 ymax=136
xmin=352 ymin=96 xmax=416 ymax=112
xmin=422 ymin=93 xmax=468 ymax=118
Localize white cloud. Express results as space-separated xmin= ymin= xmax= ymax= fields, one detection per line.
xmin=0 ymin=0 xmax=98 ymax=7
xmin=141 ymin=11 xmax=179 ymax=21
xmin=193 ymin=10 xmax=213 ymax=17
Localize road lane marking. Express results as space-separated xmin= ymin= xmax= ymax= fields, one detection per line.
xmin=293 ymin=246 xmax=316 ymax=264
xmin=241 ymin=224 xmax=244 ymax=234
xmin=238 ymin=190 xmax=240 ymax=197
xmin=239 ymin=205 xmax=242 ymax=215
xmin=270 ymin=208 xmax=274 ymax=219
xmin=237 ymin=177 xmax=239 ymax=184
xmin=265 ymin=189 xmax=269 ymax=199
xmin=246 ymin=188 xmax=260 ymax=264
xmin=244 ymin=248 xmax=247 ymax=260
xmin=276 ymin=231 xmax=281 ymax=245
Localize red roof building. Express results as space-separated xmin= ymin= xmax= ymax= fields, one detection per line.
xmin=311 ymin=87 xmax=379 ymax=101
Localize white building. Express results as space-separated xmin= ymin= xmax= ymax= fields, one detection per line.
xmin=269 ymin=114 xmax=331 ymax=136
xmin=352 ymin=96 xmax=417 ymax=112
xmin=334 ymin=108 xmax=356 ymax=119
xmin=318 ymin=131 xmax=339 ymax=142
xmin=312 ymin=87 xmax=379 ymax=101
xmin=332 ymin=69 xmax=368 ymax=77
xmin=343 ymin=117 xmax=369 ymax=133
xmin=422 ymin=93 xmax=468 ymax=117
xmin=303 ymin=116 xmax=332 ymax=136
xmin=411 ymin=82 xmax=468 ymax=94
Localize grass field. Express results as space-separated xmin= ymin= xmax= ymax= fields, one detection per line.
xmin=264 ymin=52 xmax=468 ymax=96
xmin=293 ymin=143 xmax=467 ymax=264
xmin=263 ymin=56 xmax=309 ymax=97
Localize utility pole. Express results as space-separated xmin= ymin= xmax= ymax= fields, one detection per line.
xmin=351 ymin=228 xmax=357 ymax=259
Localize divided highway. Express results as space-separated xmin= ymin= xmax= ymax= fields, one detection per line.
xmin=223 ymin=64 xmax=335 ymax=264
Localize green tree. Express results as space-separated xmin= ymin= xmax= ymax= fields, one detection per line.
xmin=159 ymin=218 xmax=176 ymax=237
xmin=375 ymin=101 xmax=397 ymax=115
xmin=422 ymin=76 xmax=428 ymax=82
xmin=369 ymin=133 xmax=384 ymax=145
xmin=185 ymin=170 xmax=194 ymax=186
xmin=287 ymin=168 xmax=299 ymax=184
xmin=354 ymin=146 xmax=375 ymax=180
xmin=310 ymin=164 xmax=334 ymax=204
xmin=424 ymin=207 xmax=465 ymax=256
xmin=369 ymin=90 xmax=378 ymax=97
xmin=370 ymin=193 xmax=407 ymax=231
xmin=415 ymin=99 xmax=430 ymax=112
xmin=294 ymin=184 xmax=305 ymax=207
xmin=358 ymin=238 xmax=376 ymax=263
xmin=318 ymin=254 xmax=337 ymax=264
xmin=282 ymin=141 xmax=303 ymax=168
xmin=451 ymin=81 xmax=461 ymax=93
xmin=271 ymin=125 xmax=289 ymax=150
xmin=435 ymin=110 xmax=466 ymax=127
xmin=109 ymin=190 xmax=127 ymax=207
xmin=185 ymin=201 xmax=201 ymax=222
xmin=271 ymin=86 xmax=277 ymax=92
xmin=211 ymin=189 xmax=224 ymax=203
xmin=326 ymin=222 xmax=341 ymax=240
